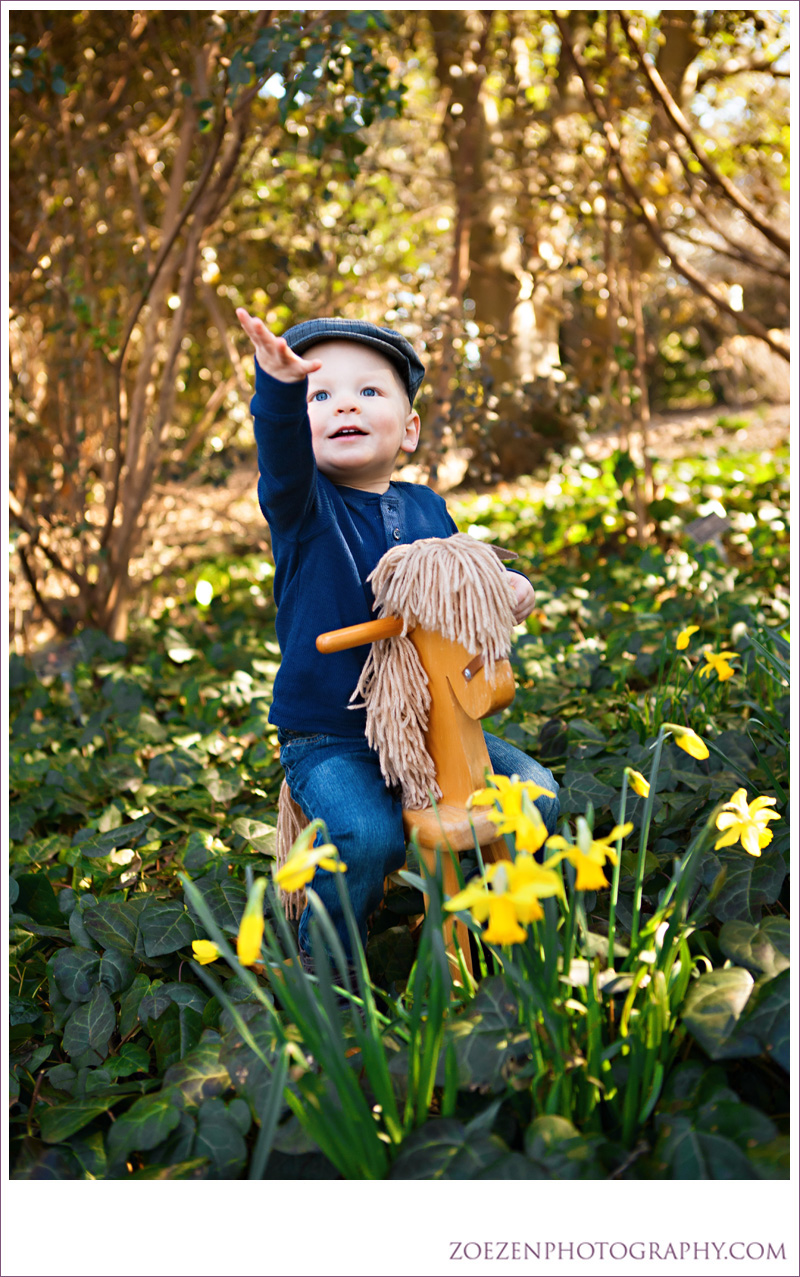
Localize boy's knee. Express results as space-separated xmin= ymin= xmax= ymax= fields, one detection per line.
xmin=330 ymin=804 xmax=406 ymax=876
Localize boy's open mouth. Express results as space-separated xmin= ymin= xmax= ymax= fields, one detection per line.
xmin=331 ymin=426 xmax=367 ymax=438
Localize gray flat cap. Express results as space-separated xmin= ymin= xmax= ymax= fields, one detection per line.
xmin=281 ymin=318 xmax=425 ymax=404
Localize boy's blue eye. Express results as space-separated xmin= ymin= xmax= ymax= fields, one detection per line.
xmin=361 ymin=387 xmax=377 ymax=397
xmin=312 ymin=390 xmax=329 ymax=402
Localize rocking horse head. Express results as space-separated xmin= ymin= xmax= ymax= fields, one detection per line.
xmin=349 ymin=533 xmax=518 ymax=809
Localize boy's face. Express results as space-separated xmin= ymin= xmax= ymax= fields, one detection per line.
xmin=305 ymin=340 xmax=420 ymax=492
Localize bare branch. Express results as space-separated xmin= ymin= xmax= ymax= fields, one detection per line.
xmin=124 ymin=142 xmax=154 ymax=262
xmin=176 ymin=373 xmax=239 ymax=463
xmin=686 ymin=191 xmax=789 ymax=280
xmin=551 ymin=12 xmax=789 ymax=362
xmin=619 ymin=12 xmax=789 ymax=257
xmin=695 ymin=46 xmax=791 ymax=90
xmin=200 ymin=278 xmax=252 ymax=402
xmin=15 ymin=543 xmax=74 ymax=635
xmin=668 ymin=225 xmax=789 ymax=281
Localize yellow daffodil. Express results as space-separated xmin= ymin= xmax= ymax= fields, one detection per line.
xmin=715 ymin=788 xmax=781 ymax=857
xmin=192 ymin=939 xmax=220 ymax=965
xmin=698 ymin=647 xmax=737 ymax=681
xmin=469 ymin=774 xmax=555 ymax=825
xmin=508 ymin=805 xmax=550 ymax=855
xmin=504 ymin=853 xmax=565 ymax=919
xmin=468 ymin=775 xmax=554 ymax=856
xmin=444 ymin=855 xmax=563 ymax=945
xmin=482 ymin=895 xmax=529 ymax=946
xmin=663 ymin=723 xmax=710 ymax=760
xmin=624 ymin=767 xmax=650 ymax=798
xmin=676 ymin=625 xmax=700 ymax=650
xmin=545 ymin=817 xmax=633 ymax=891
xmin=273 ymin=839 xmax=347 ymax=895
xmin=237 ymin=878 xmax=267 ymax=967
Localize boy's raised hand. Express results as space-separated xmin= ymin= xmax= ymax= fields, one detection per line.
xmin=236 ymin=308 xmax=322 ymax=382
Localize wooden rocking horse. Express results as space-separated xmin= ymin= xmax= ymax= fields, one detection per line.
xmin=278 ymin=534 xmax=520 ymax=980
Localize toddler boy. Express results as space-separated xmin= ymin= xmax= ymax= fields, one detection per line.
xmin=236 ymin=311 xmax=559 ymax=963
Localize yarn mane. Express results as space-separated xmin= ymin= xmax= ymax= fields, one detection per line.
xmin=275 ymin=532 xmax=517 ymax=915
xmin=350 ymin=533 xmax=517 ymax=809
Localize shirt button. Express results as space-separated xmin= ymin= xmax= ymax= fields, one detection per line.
xmin=393 ymin=528 xmax=401 ymax=540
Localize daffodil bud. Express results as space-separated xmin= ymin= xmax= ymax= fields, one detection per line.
xmin=237 ymin=877 xmax=267 ymax=966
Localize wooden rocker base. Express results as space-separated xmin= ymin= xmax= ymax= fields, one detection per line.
xmin=402 ymin=804 xmax=510 ymax=983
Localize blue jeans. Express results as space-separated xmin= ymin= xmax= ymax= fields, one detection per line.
xmin=278 ymin=729 xmax=560 ymax=958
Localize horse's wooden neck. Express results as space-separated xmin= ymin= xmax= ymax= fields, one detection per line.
xmin=409 ymin=627 xmax=514 ymax=807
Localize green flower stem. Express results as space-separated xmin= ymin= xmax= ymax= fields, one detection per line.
xmin=630 ymin=726 xmax=667 ymax=948
xmin=607 ymin=771 xmax=628 ymax=967
xmin=542 ymin=895 xmax=560 ymax=998
xmin=651 ymin=640 xmax=673 ymax=723
xmin=668 ymin=655 xmax=698 ymax=711
xmin=656 ymin=809 xmax=720 ymax=975
xmin=561 ymin=861 xmax=578 ymax=985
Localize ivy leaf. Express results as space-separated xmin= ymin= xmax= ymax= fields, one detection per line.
xmin=62 ymin=986 xmax=116 ymax=1063
xmin=139 ymin=983 xmax=207 ymax=1023
xmin=106 ymin=1092 xmax=183 ymax=1168
xmin=104 ymin=1042 xmax=151 ymax=1080
xmin=523 ymin=1115 xmax=603 ymax=1179
xmin=681 ymin=968 xmax=760 ymax=1061
xmin=729 ymin=970 xmax=790 ymax=1073
xmin=202 ymin=768 xmax=242 ymax=803
xmin=653 ymin=1114 xmax=760 ymax=1179
xmin=98 ymin=946 xmax=138 ymax=996
xmin=138 ymin=902 xmax=196 ymax=958
xmin=13 ymin=873 xmax=63 ymax=926
xmin=52 ymin=948 xmax=102 ymax=1004
xmin=443 ymin=976 xmax=528 ymax=1092
xmin=220 ymin=1012 xmax=281 ymax=1114
xmin=71 ymin=814 xmax=154 ymax=859
xmin=148 ymin=1003 xmax=204 ymax=1073
xmin=558 ymin=768 xmax=616 ymax=815
xmin=388 ymin=1117 xmax=507 ymax=1179
xmin=10 ymin=802 xmax=37 ymax=840
xmin=232 ymin=817 xmax=277 ymax=854
xmin=83 ymin=900 xmax=141 ymax=955
xmin=147 ymin=750 xmax=201 ymax=788
xmin=193 ymin=1097 xmax=248 ymax=1178
xmin=184 ymin=876 xmax=246 ymax=934
xmin=118 ymin=974 xmax=151 ymax=1039
xmin=163 ymin=1040 xmax=231 ymax=1108
xmin=39 ymin=1094 xmax=118 ymax=1144
xmin=717 ymin=918 xmax=790 ymax=979
xmin=707 ymin=850 xmax=786 ymax=924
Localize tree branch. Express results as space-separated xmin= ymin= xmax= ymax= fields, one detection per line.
xmin=619 ymin=12 xmax=789 ymax=257
xmin=685 ymin=191 xmax=789 ymax=280
xmin=551 ymin=12 xmax=789 ymax=362
xmin=102 ymin=10 xmax=275 ymax=554
xmin=9 ymin=493 xmax=87 ymax=590
xmin=668 ymin=225 xmax=789 ymax=282
xmin=15 ymin=542 xmax=73 ymax=634
xmin=695 ymin=46 xmax=791 ymax=90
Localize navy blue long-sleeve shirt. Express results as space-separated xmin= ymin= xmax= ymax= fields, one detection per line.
xmin=252 ymin=365 xmax=459 ymax=734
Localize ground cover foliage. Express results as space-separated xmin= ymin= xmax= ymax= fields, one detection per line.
xmin=9 ymin=439 xmax=790 ymax=1180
